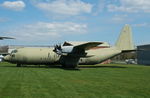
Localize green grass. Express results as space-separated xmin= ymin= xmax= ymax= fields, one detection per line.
xmin=0 ymin=62 xmax=150 ymax=98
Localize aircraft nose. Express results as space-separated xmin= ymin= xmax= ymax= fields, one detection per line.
xmin=3 ymin=55 xmax=11 ymax=61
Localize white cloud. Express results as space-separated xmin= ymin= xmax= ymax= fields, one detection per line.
xmin=35 ymin=0 xmax=92 ymax=16
xmin=93 ymin=0 xmax=105 ymax=16
xmin=107 ymin=0 xmax=150 ymax=13
xmin=1 ymin=1 xmax=25 ymax=11
xmin=133 ymin=23 xmax=150 ymax=27
xmin=8 ymin=22 xmax=87 ymax=41
xmin=111 ymin=14 xmax=132 ymax=23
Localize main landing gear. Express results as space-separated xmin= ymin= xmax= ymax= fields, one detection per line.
xmin=16 ymin=63 xmax=21 ymax=67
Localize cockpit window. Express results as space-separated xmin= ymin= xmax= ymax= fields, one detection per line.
xmin=11 ymin=50 xmax=18 ymax=54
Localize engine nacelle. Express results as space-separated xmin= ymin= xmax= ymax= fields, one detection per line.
xmin=54 ymin=45 xmax=74 ymax=55
xmin=61 ymin=46 xmax=74 ymax=53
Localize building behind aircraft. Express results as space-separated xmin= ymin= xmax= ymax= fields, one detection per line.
xmin=137 ymin=44 xmax=150 ymax=65
xmin=0 ymin=36 xmax=15 ymax=61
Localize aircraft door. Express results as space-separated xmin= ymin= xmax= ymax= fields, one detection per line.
xmin=48 ymin=52 xmax=55 ymax=63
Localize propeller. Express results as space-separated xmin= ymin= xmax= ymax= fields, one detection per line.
xmin=53 ymin=44 xmax=62 ymax=54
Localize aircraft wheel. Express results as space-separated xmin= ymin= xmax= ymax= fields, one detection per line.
xmin=61 ymin=64 xmax=67 ymax=68
xmin=17 ymin=64 xmax=21 ymax=67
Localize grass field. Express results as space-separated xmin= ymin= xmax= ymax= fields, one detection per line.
xmin=0 ymin=62 xmax=150 ymax=98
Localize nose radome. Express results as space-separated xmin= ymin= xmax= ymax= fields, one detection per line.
xmin=3 ymin=55 xmax=11 ymax=61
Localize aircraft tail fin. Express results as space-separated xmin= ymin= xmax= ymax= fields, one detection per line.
xmin=115 ymin=24 xmax=134 ymax=51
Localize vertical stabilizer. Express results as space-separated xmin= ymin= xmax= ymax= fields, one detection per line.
xmin=115 ymin=24 xmax=134 ymax=51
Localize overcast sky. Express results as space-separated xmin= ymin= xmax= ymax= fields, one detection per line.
xmin=0 ymin=0 xmax=150 ymax=46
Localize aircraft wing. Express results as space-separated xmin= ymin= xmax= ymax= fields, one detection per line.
xmin=0 ymin=37 xmax=15 ymax=40
xmin=54 ymin=42 xmax=103 ymax=57
xmin=72 ymin=42 xmax=103 ymax=53
xmin=56 ymin=42 xmax=103 ymax=68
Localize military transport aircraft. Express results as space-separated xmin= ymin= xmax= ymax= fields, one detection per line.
xmin=3 ymin=25 xmax=134 ymax=68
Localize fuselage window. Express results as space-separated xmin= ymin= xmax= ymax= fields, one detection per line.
xmin=11 ymin=50 xmax=18 ymax=54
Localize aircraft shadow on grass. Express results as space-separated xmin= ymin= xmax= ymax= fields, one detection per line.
xmin=78 ymin=65 xmax=127 ymax=69
xmin=0 ymin=64 xmax=127 ymax=70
